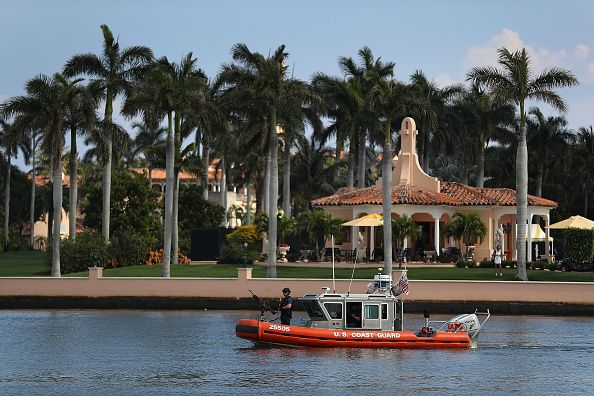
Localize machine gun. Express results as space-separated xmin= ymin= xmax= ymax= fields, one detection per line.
xmin=249 ymin=290 xmax=277 ymax=321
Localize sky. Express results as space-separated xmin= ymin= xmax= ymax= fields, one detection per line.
xmin=2 ymin=0 xmax=594 ymax=171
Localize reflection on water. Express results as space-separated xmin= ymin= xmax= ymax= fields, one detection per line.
xmin=1 ymin=310 xmax=593 ymax=395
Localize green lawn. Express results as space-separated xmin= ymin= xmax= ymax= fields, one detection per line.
xmin=1 ymin=251 xmax=593 ymax=282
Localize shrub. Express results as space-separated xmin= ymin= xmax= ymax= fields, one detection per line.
xmin=466 ymin=260 xmax=476 ymax=269
xmin=217 ymin=243 xmax=259 ymax=264
xmin=46 ymin=232 xmax=108 ymax=274
xmin=455 ymin=259 xmax=466 ymax=268
xmin=547 ymin=262 xmax=560 ymax=271
xmin=6 ymin=231 xmax=28 ymax=251
xmin=144 ymin=248 xmax=191 ymax=266
xmin=502 ymin=260 xmax=516 ymax=269
xmin=564 ymin=228 xmax=594 ymax=262
xmin=226 ymin=225 xmax=262 ymax=251
xmin=480 ymin=258 xmax=495 ymax=268
xmin=437 ymin=253 xmax=457 ymax=263
xmin=109 ymin=229 xmax=150 ymax=268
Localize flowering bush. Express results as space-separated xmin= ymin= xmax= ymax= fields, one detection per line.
xmin=145 ymin=248 xmax=191 ymax=266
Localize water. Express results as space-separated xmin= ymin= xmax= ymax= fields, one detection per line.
xmin=1 ymin=310 xmax=593 ymax=395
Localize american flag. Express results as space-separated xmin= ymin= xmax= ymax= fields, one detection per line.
xmin=397 ymin=273 xmax=409 ymax=295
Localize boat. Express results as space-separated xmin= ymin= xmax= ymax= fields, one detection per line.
xmin=236 ymin=271 xmax=490 ymax=349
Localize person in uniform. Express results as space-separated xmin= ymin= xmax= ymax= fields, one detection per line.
xmin=279 ymin=287 xmax=293 ymax=325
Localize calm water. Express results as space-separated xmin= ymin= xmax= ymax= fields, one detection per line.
xmin=0 ymin=310 xmax=593 ymax=395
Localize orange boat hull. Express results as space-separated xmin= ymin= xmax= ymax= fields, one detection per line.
xmin=236 ymin=319 xmax=471 ymax=349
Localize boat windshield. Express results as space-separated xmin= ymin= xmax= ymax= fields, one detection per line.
xmin=302 ymin=301 xmax=325 ymax=320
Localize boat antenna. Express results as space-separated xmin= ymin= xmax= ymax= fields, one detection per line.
xmin=331 ymin=235 xmax=336 ymax=293
xmin=347 ymin=247 xmax=358 ymax=296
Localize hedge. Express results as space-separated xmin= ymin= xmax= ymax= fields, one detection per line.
xmin=564 ymin=227 xmax=594 ymax=262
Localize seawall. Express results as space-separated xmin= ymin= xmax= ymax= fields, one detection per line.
xmin=1 ymin=267 xmax=593 ymax=315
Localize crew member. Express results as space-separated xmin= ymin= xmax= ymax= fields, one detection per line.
xmin=279 ymin=287 xmax=293 ymax=325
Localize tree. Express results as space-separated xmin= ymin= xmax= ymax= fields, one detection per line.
xmin=2 ymin=73 xmax=83 ymax=276
xmin=527 ymin=108 xmax=572 ymax=197
xmin=64 ymin=24 xmax=153 ymax=243
xmin=391 ymin=215 xmax=421 ymax=268
xmin=0 ymin=119 xmax=30 ymax=250
xmin=574 ymin=126 xmax=594 ymax=216
xmin=297 ymin=210 xmax=343 ymax=261
xmin=82 ymin=170 xmax=161 ymax=246
xmin=467 ymin=47 xmax=578 ymax=280
xmin=222 ymin=43 xmax=315 ymax=277
xmin=444 ymin=212 xmax=487 ymax=260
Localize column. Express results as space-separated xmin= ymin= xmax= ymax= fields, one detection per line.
xmin=544 ymin=214 xmax=551 ymax=262
xmin=510 ymin=215 xmax=518 ymax=260
xmin=494 ymin=217 xmax=499 ymax=252
xmin=433 ymin=216 xmax=440 ymax=255
xmin=370 ymin=226 xmax=375 ymax=260
xmin=527 ymin=213 xmax=533 ymax=262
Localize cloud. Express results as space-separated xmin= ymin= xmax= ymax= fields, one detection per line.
xmin=464 ymin=28 xmax=594 ymax=84
xmin=574 ymin=44 xmax=591 ymax=60
xmin=434 ymin=73 xmax=455 ymax=88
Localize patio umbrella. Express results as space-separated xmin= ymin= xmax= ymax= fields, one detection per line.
xmin=547 ymin=215 xmax=594 ymax=230
xmin=342 ymin=213 xmax=383 ymax=227
xmin=342 ymin=214 xmax=384 ymax=260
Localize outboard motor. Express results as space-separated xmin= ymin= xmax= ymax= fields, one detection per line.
xmin=447 ymin=310 xmax=490 ymax=348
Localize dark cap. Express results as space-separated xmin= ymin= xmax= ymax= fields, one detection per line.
xmin=282 ymin=287 xmax=291 ymax=294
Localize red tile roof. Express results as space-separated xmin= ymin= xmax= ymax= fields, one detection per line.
xmin=312 ymin=181 xmax=558 ymax=208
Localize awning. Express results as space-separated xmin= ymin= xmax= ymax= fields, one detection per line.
xmin=523 ymin=224 xmax=553 ymax=241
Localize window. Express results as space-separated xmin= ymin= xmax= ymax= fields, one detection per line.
xmin=325 ymin=303 xmax=343 ymax=319
xmin=381 ymin=304 xmax=388 ymax=320
xmin=364 ymin=304 xmax=379 ymax=320
xmin=303 ymin=301 xmax=325 ymax=320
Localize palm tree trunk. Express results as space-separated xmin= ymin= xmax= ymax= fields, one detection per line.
xmin=245 ymin=181 xmax=251 ymax=225
xmin=422 ymin=131 xmax=429 ymax=172
xmin=282 ymin=136 xmax=291 ymax=217
xmin=148 ymin=167 xmax=152 ymax=186
xmin=172 ymin=113 xmax=181 ymax=266
xmin=476 ymin=133 xmax=485 ymax=188
xmin=516 ymin=122 xmax=529 ymax=281
xmin=462 ymin=159 xmax=470 ymax=185
xmin=162 ymin=112 xmax=175 ymax=277
xmin=535 ymin=161 xmax=544 ymax=197
xmin=263 ymin=153 xmax=271 ymax=214
xmin=221 ymin=155 xmax=227 ymax=226
xmin=29 ymin=136 xmax=36 ymax=249
xmin=357 ymin=131 xmax=366 ymax=188
xmin=347 ymin=148 xmax=354 ymax=188
xmin=583 ymin=183 xmax=588 ymax=217
xmin=4 ymin=154 xmax=10 ymax=251
xmin=382 ymin=120 xmax=393 ymax=275
xmin=102 ymin=93 xmax=114 ymax=242
xmin=267 ymin=107 xmax=278 ymax=277
xmin=202 ymin=141 xmax=209 ymax=200
xmin=335 ymin=139 xmax=342 ymax=185
xmin=172 ymin=173 xmax=180 ymax=265
xmin=69 ymin=126 xmax=77 ymax=240
xmin=51 ymin=154 xmax=62 ymax=277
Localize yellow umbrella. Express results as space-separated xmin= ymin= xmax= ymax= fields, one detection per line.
xmin=547 ymin=215 xmax=594 ymax=230
xmin=342 ymin=213 xmax=384 ymax=227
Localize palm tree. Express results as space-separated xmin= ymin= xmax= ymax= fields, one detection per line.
xmin=339 ymin=47 xmax=394 ymax=188
xmin=458 ymin=84 xmax=515 ymax=187
xmin=2 ymin=73 xmax=83 ymax=275
xmin=467 ymin=47 xmax=578 ymax=280
xmin=444 ymin=212 xmax=487 ymax=259
xmin=63 ymin=24 xmax=153 ymax=242
xmin=0 ymin=119 xmax=29 ymax=250
xmin=369 ymin=75 xmax=409 ymax=275
xmin=391 ymin=215 xmax=421 ymax=268
xmin=527 ymin=108 xmax=572 ymax=197
xmin=574 ymin=126 xmax=594 ymax=216
xmin=221 ymin=43 xmax=314 ymax=277
xmin=64 ymin=84 xmax=98 ymax=240
xmin=408 ymin=70 xmax=463 ymax=172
